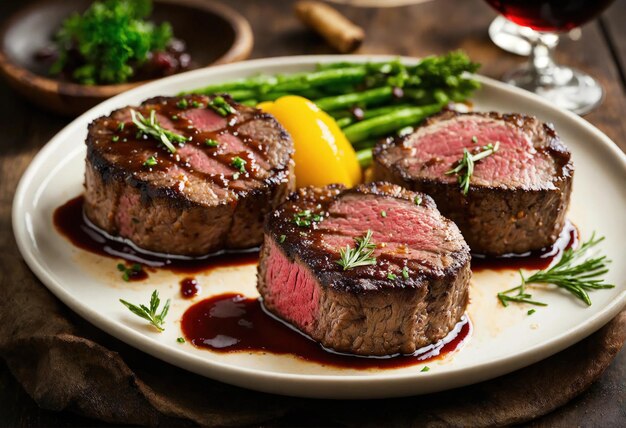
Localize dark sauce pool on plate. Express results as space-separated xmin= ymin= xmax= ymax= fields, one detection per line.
xmin=53 ymin=196 xmax=259 ymax=274
xmin=181 ymin=293 xmax=472 ymax=369
xmin=471 ymin=220 xmax=578 ymax=272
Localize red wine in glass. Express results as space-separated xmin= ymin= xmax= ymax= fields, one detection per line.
xmin=485 ymin=0 xmax=614 ymax=32
xmin=483 ymin=0 xmax=615 ymax=114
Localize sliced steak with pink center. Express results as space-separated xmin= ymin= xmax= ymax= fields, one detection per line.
xmin=373 ymin=111 xmax=574 ymax=255
xmin=257 ymin=182 xmax=470 ymax=357
xmin=84 ymin=94 xmax=294 ymax=256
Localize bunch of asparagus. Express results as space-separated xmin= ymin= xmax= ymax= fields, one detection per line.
xmin=187 ymin=52 xmax=480 ymax=167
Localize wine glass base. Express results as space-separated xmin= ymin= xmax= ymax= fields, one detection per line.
xmin=504 ymin=65 xmax=603 ymax=115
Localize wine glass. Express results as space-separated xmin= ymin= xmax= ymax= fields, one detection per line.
xmin=489 ymin=16 xmax=559 ymax=56
xmin=483 ymin=0 xmax=616 ymax=115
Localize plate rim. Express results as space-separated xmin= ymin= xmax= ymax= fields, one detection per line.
xmin=12 ymin=55 xmax=626 ymax=398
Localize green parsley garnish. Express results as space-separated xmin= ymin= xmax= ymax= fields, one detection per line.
xmin=177 ymin=337 xmax=185 ymax=343
xmin=116 ymin=263 xmax=143 ymax=281
xmin=119 ymin=290 xmax=170 ymax=332
xmin=131 ymin=109 xmax=188 ymax=154
xmin=380 ymin=210 xmax=387 ymax=218
xmin=50 ymin=0 xmax=173 ymax=85
xmin=205 ymin=138 xmax=219 ymax=147
xmin=498 ymin=234 xmax=613 ymax=307
xmin=336 ymin=230 xmax=377 ymax=271
xmin=387 ymin=272 xmax=397 ymax=280
xmin=293 ymin=210 xmax=324 ymax=227
xmin=231 ymin=156 xmax=247 ymax=174
xmin=445 ymin=142 xmax=500 ymax=195
xmin=143 ymin=156 xmax=157 ymax=167
xmin=208 ymin=96 xmax=236 ymax=117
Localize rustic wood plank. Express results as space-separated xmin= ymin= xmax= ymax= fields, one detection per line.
xmin=601 ymin=0 xmax=626 ymax=91
xmin=0 ymin=0 xmax=624 ymax=426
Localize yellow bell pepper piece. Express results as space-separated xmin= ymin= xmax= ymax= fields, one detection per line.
xmin=258 ymin=96 xmax=361 ymax=187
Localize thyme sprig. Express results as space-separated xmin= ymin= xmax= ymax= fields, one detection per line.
xmin=120 ymin=290 xmax=170 ymax=332
xmin=336 ymin=230 xmax=377 ymax=271
xmin=498 ymin=233 xmax=613 ymax=307
xmin=131 ymin=109 xmax=188 ymax=154
xmin=446 ymin=142 xmax=499 ymax=195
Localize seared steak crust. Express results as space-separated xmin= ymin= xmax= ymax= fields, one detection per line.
xmin=257 ymin=182 xmax=470 ymax=356
xmin=84 ymin=94 xmax=294 ymax=256
xmin=373 ymin=111 xmax=573 ymax=255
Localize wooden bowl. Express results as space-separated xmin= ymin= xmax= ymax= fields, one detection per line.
xmin=0 ymin=0 xmax=253 ymax=116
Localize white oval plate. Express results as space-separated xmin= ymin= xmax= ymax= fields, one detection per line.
xmin=13 ymin=56 xmax=626 ymax=399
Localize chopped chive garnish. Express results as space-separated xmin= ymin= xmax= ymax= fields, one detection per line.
xmin=177 ymin=99 xmax=189 ymax=109
xmin=387 ymin=272 xmax=397 ymax=280
xmin=231 ymin=156 xmax=247 ymax=174
xmin=205 ymin=138 xmax=219 ymax=147
xmin=421 ymin=366 xmax=430 ymax=372
xmin=471 ymin=136 xmax=478 ymax=144
xmin=116 ymin=263 xmax=143 ymax=282
xmin=293 ymin=210 xmax=323 ymax=227
xmin=402 ymin=266 xmax=409 ymax=279
xmin=177 ymin=337 xmax=185 ymax=343
xmin=171 ymin=115 xmax=179 ymax=120
xmin=208 ymin=96 xmax=236 ymax=117
xmin=527 ymin=309 xmax=536 ymax=315
xmin=279 ymin=234 xmax=286 ymax=243
xmin=117 ymin=122 xmax=125 ymax=131
xmin=381 ymin=210 xmax=387 ymax=218
xmin=143 ymin=156 xmax=157 ymax=167
xmin=111 ymin=135 xmax=119 ymax=142
xmin=414 ymin=195 xmax=422 ymax=205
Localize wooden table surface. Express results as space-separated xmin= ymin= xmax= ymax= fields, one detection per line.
xmin=1 ymin=0 xmax=624 ymax=425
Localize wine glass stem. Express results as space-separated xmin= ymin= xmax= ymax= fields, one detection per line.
xmin=527 ymin=33 xmax=567 ymax=87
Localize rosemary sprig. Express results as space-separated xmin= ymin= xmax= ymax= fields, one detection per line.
xmin=336 ymin=230 xmax=377 ymax=270
xmin=498 ymin=272 xmax=549 ymax=307
xmin=131 ymin=109 xmax=189 ymax=154
xmin=119 ymin=290 xmax=170 ymax=332
xmin=498 ymin=233 xmax=614 ymax=307
xmin=446 ymin=142 xmax=499 ymax=195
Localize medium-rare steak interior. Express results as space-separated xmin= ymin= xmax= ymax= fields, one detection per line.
xmin=373 ymin=111 xmax=574 ymax=256
xmin=84 ymin=94 xmax=294 ymax=256
xmin=257 ymin=182 xmax=471 ymax=357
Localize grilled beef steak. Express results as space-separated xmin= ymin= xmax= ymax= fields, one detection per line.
xmin=257 ymin=182 xmax=470 ymax=357
xmin=373 ymin=111 xmax=573 ymax=256
xmin=84 ymin=94 xmax=294 ymax=256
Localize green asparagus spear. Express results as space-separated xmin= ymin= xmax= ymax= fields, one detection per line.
xmin=343 ymin=104 xmax=442 ymax=143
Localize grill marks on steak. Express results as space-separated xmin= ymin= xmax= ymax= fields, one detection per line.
xmin=373 ymin=111 xmax=573 ymax=255
xmin=84 ymin=94 xmax=294 ymax=255
xmin=257 ymin=182 xmax=471 ymax=356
